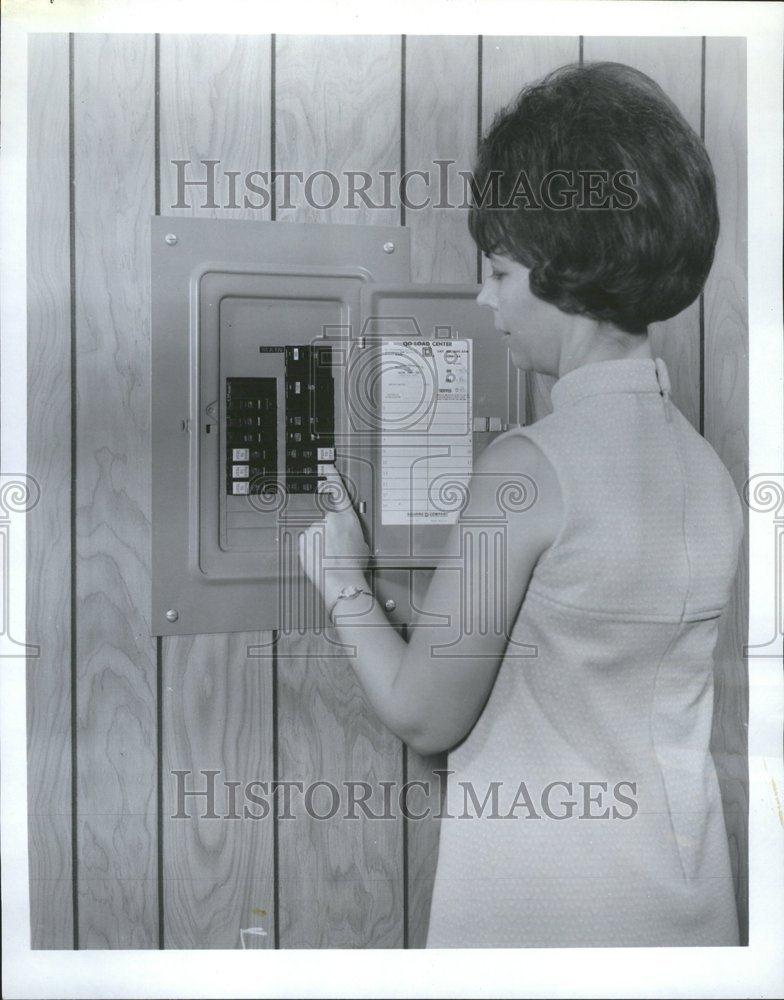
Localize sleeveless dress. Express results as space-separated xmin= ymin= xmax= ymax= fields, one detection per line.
xmin=425 ymin=356 xmax=744 ymax=948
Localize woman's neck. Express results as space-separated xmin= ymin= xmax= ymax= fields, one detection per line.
xmin=557 ymin=322 xmax=652 ymax=379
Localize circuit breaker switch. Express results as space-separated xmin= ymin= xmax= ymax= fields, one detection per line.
xmin=232 ymin=481 xmax=250 ymax=495
xmin=317 ymin=447 xmax=335 ymax=461
xmin=232 ymin=465 xmax=249 ymax=478
xmin=472 ymin=416 xmax=508 ymax=432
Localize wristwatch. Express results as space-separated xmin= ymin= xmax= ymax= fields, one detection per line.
xmin=328 ymin=584 xmax=374 ymax=624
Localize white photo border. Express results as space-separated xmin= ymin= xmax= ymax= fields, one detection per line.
xmin=2 ymin=2 xmax=782 ymax=998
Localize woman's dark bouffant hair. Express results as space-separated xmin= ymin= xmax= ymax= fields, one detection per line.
xmin=468 ymin=62 xmax=720 ymax=334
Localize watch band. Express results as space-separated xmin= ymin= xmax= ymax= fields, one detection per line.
xmin=328 ymin=585 xmax=374 ymax=624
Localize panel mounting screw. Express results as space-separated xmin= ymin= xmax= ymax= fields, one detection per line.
xmin=164 ymin=233 xmax=178 ymax=246
xmin=165 ymin=609 xmax=179 ymax=622
xmin=383 ymin=241 xmax=395 ymax=254
xmin=384 ymin=599 xmax=396 ymax=612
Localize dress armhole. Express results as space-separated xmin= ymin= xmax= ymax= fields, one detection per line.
xmin=486 ymin=423 xmax=570 ymax=559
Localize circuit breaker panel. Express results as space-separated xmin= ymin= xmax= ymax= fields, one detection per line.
xmin=220 ymin=346 xmax=335 ymax=543
xmin=151 ymin=217 xmax=511 ymax=636
xmin=224 ymin=348 xmax=335 ymax=498
xmin=225 ymin=375 xmax=279 ymax=498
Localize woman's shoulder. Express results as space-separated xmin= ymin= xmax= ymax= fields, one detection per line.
xmin=482 ymin=419 xmax=565 ymax=486
xmin=482 ymin=425 xmax=550 ymax=470
xmin=468 ymin=427 xmax=563 ymax=545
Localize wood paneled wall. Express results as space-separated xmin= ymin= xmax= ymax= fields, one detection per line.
xmin=27 ymin=32 xmax=749 ymax=949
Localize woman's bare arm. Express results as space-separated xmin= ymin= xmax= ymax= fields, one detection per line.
xmin=299 ymin=435 xmax=562 ymax=754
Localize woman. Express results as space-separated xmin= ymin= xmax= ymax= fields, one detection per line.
xmin=298 ymin=62 xmax=743 ymax=948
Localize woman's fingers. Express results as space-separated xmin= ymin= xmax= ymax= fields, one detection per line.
xmin=297 ymin=461 xmax=368 ymax=579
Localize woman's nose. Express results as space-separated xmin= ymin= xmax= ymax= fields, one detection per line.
xmin=476 ymin=277 xmax=495 ymax=310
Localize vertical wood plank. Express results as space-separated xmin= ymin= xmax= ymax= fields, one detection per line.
xmin=403 ymin=33 xmax=479 ymax=948
xmin=582 ymin=36 xmax=703 ymax=430
xmin=161 ymin=634 xmax=275 ymax=948
xmin=275 ymin=35 xmax=399 ymax=227
xmin=481 ymin=37 xmax=581 ymax=423
xmin=26 ymin=32 xmax=74 ymax=949
xmin=405 ymin=35 xmax=478 ymax=285
xmin=158 ymin=33 xmax=275 ymax=949
xmin=73 ymin=33 xmax=158 ymax=948
xmin=160 ymin=34 xmax=272 ymax=221
xmin=274 ymin=34 xmax=404 ymax=948
xmin=703 ymin=36 xmax=749 ymax=944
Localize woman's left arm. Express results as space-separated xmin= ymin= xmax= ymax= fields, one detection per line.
xmin=298 ymin=436 xmax=561 ymax=755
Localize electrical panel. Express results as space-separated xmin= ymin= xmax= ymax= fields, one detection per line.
xmin=151 ymin=217 xmax=514 ymax=636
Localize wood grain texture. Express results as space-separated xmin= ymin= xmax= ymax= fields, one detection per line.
xmin=275 ymin=628 xmax=404 ymax=948
xmin=73 ymin=34 xmax=158 ymax=948
xmin=702 ymin=36 xmax=749 ymax=944
xmin=402 ymin=33 xmax=479 ymax=948
xmin=274 ymin=34 xmax=404 ymax=947
xmin=158 ymin=34 xmax=275 ymax=949
xmin=160 ymin=34 xmax=272 ymax=221
xmin=481 ymin=36 xmax=580 ymax=423
xmin=26 ymin=32 xmax=74 ymax=949
xmin=405 ymin=35 xmax=478 ymax=285
xmin=161 ymin=634 xmax=275 ymax=948
xmin=582 ymin=36 xmax=703 ymax=430
xmin=274 ymin=34 xmax=400 ymax=227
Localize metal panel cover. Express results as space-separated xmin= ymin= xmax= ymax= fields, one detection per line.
xmin=151 ymin=217 xmax=410 ymax=636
